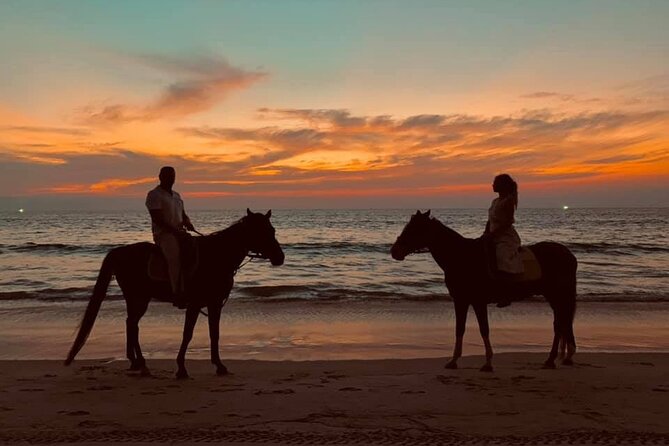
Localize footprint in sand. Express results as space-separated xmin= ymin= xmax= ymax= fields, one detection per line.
xmin=338 ymin=387 xmax=362 ymax=392
xmin=140 ymin=390 xmax=166 ymax=395
xmin=401 ymin=390 xmax=426 ymax=394
xmin=67 ymin=390 xmax=84 ymax=394
xmin=59 ymin=410 xmax=90 ymax=416
xmin=19 ymin=388 xmax=45 ymax=392
xmin=0 ymin=407 xmax=14 ymax=412
xmin=87 ymin=385 xmax=114 ymax=391
xmin=254 ymin=389 xmax=295 ymax=395
xmin=436 ymin=375 xmax=456 ymax=385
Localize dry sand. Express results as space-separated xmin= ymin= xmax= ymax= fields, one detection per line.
xmin=1 ymin=353 xmax=668 ymax=445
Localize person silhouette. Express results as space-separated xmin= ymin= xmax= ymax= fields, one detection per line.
xmin=483 ymin=173 xmax=524 ymax=307
xmin=145 ymin=166 xmax=196 ymax=309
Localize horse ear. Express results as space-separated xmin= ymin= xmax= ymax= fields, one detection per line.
xmin=247 ymin=208 xmax=252 ymax=216
xmin=415 ymin=209 xmax=421 ymax=216
xmin=266 ymin=209 xmax=272 ymax=219
xmin=425 ymin=209 xmax=431 ymax=217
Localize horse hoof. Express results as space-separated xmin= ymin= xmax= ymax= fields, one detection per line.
xmin=444 ymin=361 xmax=458 ymax=370
xmin=542 ymin=361 xmax=556 ymax=369
xmin=216 ymin=366 xmax=229 ymax=376
xmin=562 ymin=358 xmax=574 ymax=366
xmin=128 ymin=363 xmax=143 ymax=371
xmin=176 ymin=370 xmax=189 ymax=380
xmin=140 ymin=367 xmax=152 ymax=377
xmin=480 ymin=364 xmax=493 ymax=373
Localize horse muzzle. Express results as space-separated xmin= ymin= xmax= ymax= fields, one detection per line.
xmin=271 ymin=252 xmax=285 ymax=266
xmin=390 ymin=242 xmax=407 ymax=261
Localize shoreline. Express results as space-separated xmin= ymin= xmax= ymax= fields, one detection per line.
xmin=1 ymin=353 xmax=668 ymax=445
xmin=2 ymin=300 xmax=669 ymax=361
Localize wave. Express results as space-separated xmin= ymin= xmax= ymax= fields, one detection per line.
xmin=1 ymin=242 xmax=120 ymax=255
xmin=3 ymin=239 xmax=667 ymax=258
xmin=2 ymin=286 xmax=668 ymax=304
xmin=564 ymin=241 xmax=669 ymax=255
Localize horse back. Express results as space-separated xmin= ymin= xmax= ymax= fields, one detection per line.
xmin=528 ymin=241 xmax=577 ymax=281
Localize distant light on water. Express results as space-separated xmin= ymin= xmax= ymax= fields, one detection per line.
xmin=563 ymin=205 xmax=569 ymax=210
xmin=18 ymin=208 xmax=24 ymax=213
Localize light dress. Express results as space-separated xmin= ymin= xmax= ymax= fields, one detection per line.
xmin=488 ymin=196 xmax=524 ymax=274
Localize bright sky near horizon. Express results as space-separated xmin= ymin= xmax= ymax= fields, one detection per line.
xmin=1 ymin=0 xmax=668 ymax=210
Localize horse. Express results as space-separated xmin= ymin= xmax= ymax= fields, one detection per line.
xmin=390 ymin=210 xmax=577 ymax=371
xmin=65 ymin=209 xmax=284 ymax=379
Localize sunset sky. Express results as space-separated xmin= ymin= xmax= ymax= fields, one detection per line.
xmin=1 ymin=0 xmax=667 ymax=209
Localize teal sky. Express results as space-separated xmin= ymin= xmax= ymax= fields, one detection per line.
xmin=0 ymin=1 xmax=667 ymax=209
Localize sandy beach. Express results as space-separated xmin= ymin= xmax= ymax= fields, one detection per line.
xmin=1 ymin=353 xmax=668 ymax=445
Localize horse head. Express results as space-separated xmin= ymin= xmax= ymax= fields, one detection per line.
xmin=391 ymin=209 xmax=432 ymax=261
xmin=242 ymin=208 xmax=285 ymax=266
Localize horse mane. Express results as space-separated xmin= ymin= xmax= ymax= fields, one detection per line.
xmin=429 ymin=216 xmax=466 ymax=242
xmin=209 ymin=216 xmax=247 ymax=238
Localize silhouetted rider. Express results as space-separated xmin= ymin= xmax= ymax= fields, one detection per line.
xmin=146 ymin=166 xmax=196 ymax=309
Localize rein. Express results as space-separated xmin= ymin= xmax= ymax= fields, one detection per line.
xmin=198 ymin=251 xmax=269 ymax=318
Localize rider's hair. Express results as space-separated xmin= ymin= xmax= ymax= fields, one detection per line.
xmin=494 ymin=173 xmax=518 ymax=209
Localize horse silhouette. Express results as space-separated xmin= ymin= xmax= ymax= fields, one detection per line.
xmin=65 ymin=209 xmax=284 ymax=379
xmin=391 ymin=210 xmax=577 ymax=371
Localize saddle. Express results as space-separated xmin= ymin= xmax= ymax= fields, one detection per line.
xmin=148 ymin=233 xmax=199 ymax=282
xmin=484 ymin=239 xmax=542 ymax=282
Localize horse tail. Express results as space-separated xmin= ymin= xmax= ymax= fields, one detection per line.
xmin=64 ymin=249 xmax=116 ymax=365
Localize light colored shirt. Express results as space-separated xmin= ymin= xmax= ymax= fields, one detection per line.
xmin=488 ymin=196 xmax=515 ymax=234
xmin=146 ymin=186 xmax=184 ymax=238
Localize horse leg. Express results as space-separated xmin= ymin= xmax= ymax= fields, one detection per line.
xmin=543 ymin=305 xmax=561 ymax=369
xmin=445 ymin=300 xmax=468 ymax=369
xmin=207 ymin=303 xmax=228 ymax=376
xmin=176 ymin=306 xmax=200 ymax=379
xmin=126 ymin=298 xmax=150 ymax=374
xmin=563 ymin=324 xmax=577 ymax=365
xmin=557 ymin=338 xmax=567 ymax=362
xmin=473 ymin=303 xmax=493 ymax=372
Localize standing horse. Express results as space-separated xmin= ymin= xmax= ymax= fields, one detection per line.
xmin=65 ymin=209 xmax=284 ymax=379
xmin=391 ymin=210 xmax=577 ymax=371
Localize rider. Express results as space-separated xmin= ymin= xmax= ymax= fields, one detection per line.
xmin=146 ymin=166 xmax=196 ymax=309
xmin=483 ymin=173 xmax=523 ymax=307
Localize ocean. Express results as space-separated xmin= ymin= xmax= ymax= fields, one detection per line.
xmin=1 ymin=208 xmax=668 ymax=360
xmin=1 ymin=208 xmax=667 ymax=304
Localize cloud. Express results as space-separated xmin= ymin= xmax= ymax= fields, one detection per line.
xmin=520 ymin=91 xmax=602 ymax=105
xmin=81 ymin=54 xmax=267 ymax=125
xmin=1 ymin=125 xmax=90 ymax=136
xmin=2 ymin=102 xmax=667 ymax=207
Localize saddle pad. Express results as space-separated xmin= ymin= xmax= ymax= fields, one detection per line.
xmin=510 ymin=247 xmax=542 ymax=282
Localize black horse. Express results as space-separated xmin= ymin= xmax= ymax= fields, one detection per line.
xmin=65 ymin=209 xmax=284 ymax=379
xmin=391 ymin=210 xmax=577 ymax=371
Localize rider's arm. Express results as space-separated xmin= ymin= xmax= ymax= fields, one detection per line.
xmin=182 ymin=211 xmax=195 ymax=232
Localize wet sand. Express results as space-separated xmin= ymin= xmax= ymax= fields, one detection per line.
xmin=1 ymin=353 xmax=668 ymax=445
xmin=2 ymin=300 xmax=669 ymax=361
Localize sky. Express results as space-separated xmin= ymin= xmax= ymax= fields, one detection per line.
xmin=1 ymin=0 xmax=668 ymax=210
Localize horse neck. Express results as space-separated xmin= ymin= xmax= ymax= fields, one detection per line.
xmin=207 ymin=222 xmax=249 ymax=267
xmin=426 ymin=218 xmax=466 ymax=270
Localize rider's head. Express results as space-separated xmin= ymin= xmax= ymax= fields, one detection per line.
xmin=159 ymin=166 xmax=176 ymax=189
xmin=493 ymin=173 xmax=518 ymax=207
